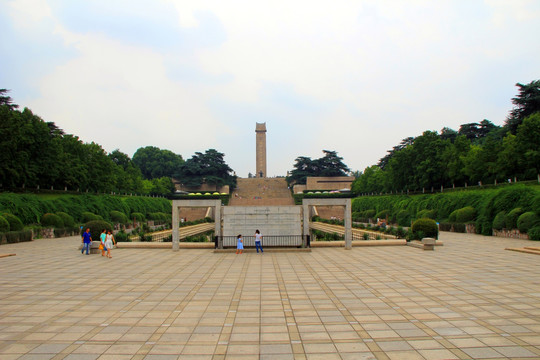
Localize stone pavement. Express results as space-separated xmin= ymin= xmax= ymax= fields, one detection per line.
xmin=1 ymin=233 xmax=540 ymax=360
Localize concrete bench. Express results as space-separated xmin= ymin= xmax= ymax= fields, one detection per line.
xmin=421 ymin=237 xmax=436 ymax=250
xmin=407 ymin=237 xmax=436 ymax=250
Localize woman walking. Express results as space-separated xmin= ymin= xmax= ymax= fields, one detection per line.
xmin=255 ymin=229 xmax=263 ymax=253
xmin=105 ymin=230 xmax=116 ymax=258
xmin=236 ymin=234 xmax=243 ymax=254
xmin=100 ymin=229 xmax=107 ymax=257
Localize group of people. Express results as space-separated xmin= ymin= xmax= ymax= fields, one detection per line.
xmin=81 ymin=228 xmax=116 ymax=258
xmin=236 ymin=229 xmax=263 ymax=254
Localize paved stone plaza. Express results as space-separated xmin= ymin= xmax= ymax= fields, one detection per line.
xmin=1 ymin=233 xmax=540 ymax=360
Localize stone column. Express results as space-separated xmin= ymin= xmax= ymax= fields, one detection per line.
xmin=255 ymin=122 xmax=267 ymax=178
xmin=344 ymin=199 xmax=352 ymax=250
xmin=172 ymin=202 xmax=179 ymax=251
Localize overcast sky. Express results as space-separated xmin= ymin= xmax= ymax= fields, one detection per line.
xmin=1 ymin=1 xmax=539 ymax=177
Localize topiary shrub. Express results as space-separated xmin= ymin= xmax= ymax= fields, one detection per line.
xmin=492 ymin=211 xmax=507 ymax=231
xmin=411 ymin=218 xmax=438 ymax=239
xmin=529 ymin=226 xmax=540 ymax=241
xmin=41 ymin=213 xmax=64 ymax=228
xmin=56 ymin=212 xmax=75 ymax=227
xmin=114 ymin=230 xmax=130 ymax=242
xmin=0 ymin=216 xmax=10 ymax=233
xmin=110 ymin=211 xmax=128 ymax=224
xmin=455 ymin=206 xmax=476 ymax=223
xmin=517 ymin=212 xmax=540 ymax=233
xmin=417 ymin=209 xmax=436 ymax=220
xmin=2 ymin=213 xmax=24 ymax=231
xmin=82 ymin=220 xmax=113 ymax=240
xmin=82 ymin=212 xmax=100 ymax=223
xmin=375 ymin=209 xmax=390 ymax=220
xmin=362 ymin=209 xmax=377 ymax=219
xmin=131 ymin=212 xmax=146 ymax=222
xmin=506 ymin=208 xmax=524 ymax=229
xmin=395 ymin=210 xmax=411 ymax=227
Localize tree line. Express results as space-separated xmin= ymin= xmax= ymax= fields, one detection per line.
xmin=352 ymin=80 xmax=540 ymax=194
xmin=0 ymin=90 xmax=236 ymax=195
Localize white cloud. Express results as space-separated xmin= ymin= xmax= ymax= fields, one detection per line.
xmin=4 ymin=0 xmax=540 ymax=177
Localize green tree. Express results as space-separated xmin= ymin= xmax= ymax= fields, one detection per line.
xmin=505 ymin=79 xmax=540 ymax=134
xmin=133 ymin=146 xmax=184 ymax=179
xmin=176 ymin=149 xmax=236 ymax=190
xmin=351 ymin=165 xmax=387 ymax=194
xmin=514 ymin=113 xmax=540 ymax=178
xmin=0 ymin=89 xmax=18 ymax=110
xmin=287 ymin=150 xmax=350 ymax=185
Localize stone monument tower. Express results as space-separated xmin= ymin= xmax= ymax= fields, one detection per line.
xmin=255 ymin=122 xmax=267 ymax=178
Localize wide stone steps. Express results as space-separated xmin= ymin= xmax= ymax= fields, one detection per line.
xmin=230 ymin=178 xmax=294 ymax=206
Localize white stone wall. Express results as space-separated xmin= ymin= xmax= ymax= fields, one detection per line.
xmin=223 ymin=206 xmax=302 ymax=236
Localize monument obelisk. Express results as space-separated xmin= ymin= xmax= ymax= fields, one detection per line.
xmin=255 ymin=122 xmax=267 ymax=178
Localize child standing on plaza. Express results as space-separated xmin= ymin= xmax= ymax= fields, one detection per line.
xmin=236 ymin=234 xmax=243 ymax=254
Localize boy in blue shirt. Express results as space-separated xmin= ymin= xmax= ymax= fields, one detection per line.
xmin=81 ymin=228 xmax=92 ymax=255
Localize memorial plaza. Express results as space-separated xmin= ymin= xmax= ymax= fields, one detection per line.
xmin=1 ymin=232 xmax=540 ymax=360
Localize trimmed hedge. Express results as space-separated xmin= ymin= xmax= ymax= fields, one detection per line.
xmin=492 ymin=211 xmax=507 ymax=230
xmin=1 ymin=230 xmax=33 ymax=244
xmin=0 ymin=215 xmax=10 ymax=232
xmin=131 ymin=212 xmax=146 ymax=222
xmin=449 ymin=206 xmax=476 ymax=223
xmin=417 ymin=209 xmax=436 ymax=219
xmin=506 ymin=208 xmax=524 ymax=229
xmin=0 ymin=193 xmax=171 ymax=225
xmin=2 ymin=213 xmax=24 ymax=231
xmin=529 ymin=226 xmax=540 ymax=240
xmin=41 ymin=213 xmax=64 ymax=228
xmin=110 ymin=210 xmax=128 ymax=224
xmin=56 ymin=212 xmax=75 ymax=227
xmin=352 ymin=184 xmax=540 ymax=236
xmin=517 ymin=212 xmax=540 ymax=233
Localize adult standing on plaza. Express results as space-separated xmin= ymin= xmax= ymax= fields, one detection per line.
xmin=100 ymin=229 xmax=107 ymax=257
xmin=105 ymin=230 xmax=115 ymax=258
xmin=81 ymin=228 xmax=92 ymax=255
xmin=255 ymin=229 xmax=263 ymax=253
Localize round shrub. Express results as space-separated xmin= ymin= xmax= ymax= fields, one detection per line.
xmin=41 ymin=213 xmax=64 ymax=228
xmin=417 ymin=209 xmax=436 ymax=220
xmin=455 ymin=206 xmax=476 ymax=223
xmin=362 ymin=209 xmax=377 ymax=218
xmin=82 ymin=212 xmax=100 ymax=223
xmin=448 ymin=209 xmax=458 ymax=222
xmin=131 ymin=212 xmax=146 ymax=222
xmin=2 ymin=213 xmax=24 ymax=231
xmin=528 ymin=226 xmax=540 ymax=241
xmin=82 ymin=220 xmax=113 ymax=240
xmin=110 ymin=211 xmax=128 ymax=224
xmin=506 ymin=208 xmax=524 ymax=229
xmin=517 ymin=212 xmax=540 ymax=233
xmin=411 ymin=218 xmax=438 ymax=239
xmin=56 ymin=212 xmax=75 ymax=227
xmin=492 ymin=211 xmax=507 ymax=231
xmin=114 ymin=230 xmax=130 ymax=242
xmin=0 ymin=215 xmax=10 ymax=232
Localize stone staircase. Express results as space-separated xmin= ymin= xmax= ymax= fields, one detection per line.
xmin=315 ymin=206 xmax=346 ymax=220
xmin=229 ymin=178 xmax=294 ymax=206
